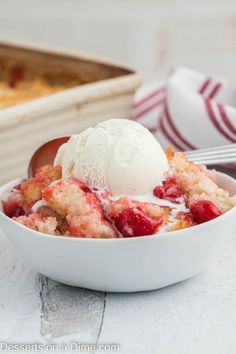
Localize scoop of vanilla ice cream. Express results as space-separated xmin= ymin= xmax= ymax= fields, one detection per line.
xmin=54 ymin=119 xmax=169 ymax=196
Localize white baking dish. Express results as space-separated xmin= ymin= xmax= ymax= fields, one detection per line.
xmin=0 ymin=40 xmax=142 ymax=184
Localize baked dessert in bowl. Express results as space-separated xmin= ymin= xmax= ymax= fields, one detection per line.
xmin=0 ymin=119 xmax=235 ymax=291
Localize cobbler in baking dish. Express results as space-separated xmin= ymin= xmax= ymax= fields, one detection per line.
xmin=3 ymin=148 xmax=236 ymax=238
xmin=0 ymin=63 xmax=91 ymax=109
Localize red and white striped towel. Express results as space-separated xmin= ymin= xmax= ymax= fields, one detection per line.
xmin=131 ymin=67 xmax=236 ymax=167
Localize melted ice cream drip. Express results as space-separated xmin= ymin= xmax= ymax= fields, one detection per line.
xmin=32 ymin=200 xmax=48 ymax=213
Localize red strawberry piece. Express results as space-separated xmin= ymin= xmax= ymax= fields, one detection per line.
xmin=74 ymin=179 xmax=91 ymax=193
xmin=153 ymin=176 xmax=186 ymax=204
xmin=113 ymin=208 xmax=163 ymax=237
xmin=189 ymin=200 xmax=221 ymax=224
xmin=3 ymin=187 xmax=25 ymax=218
xmin=3 ymin=198 xmax=25 ymax=218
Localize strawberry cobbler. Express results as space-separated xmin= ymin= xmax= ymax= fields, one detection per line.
xmin=3 ymin=147 xmax=236 ymax=238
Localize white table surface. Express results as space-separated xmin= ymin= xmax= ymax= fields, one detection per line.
xmin=0 ymin=221 xmax=235 ymax=354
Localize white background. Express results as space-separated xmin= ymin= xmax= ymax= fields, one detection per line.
xmin=1 ymin=0 xmax=236 ymax=82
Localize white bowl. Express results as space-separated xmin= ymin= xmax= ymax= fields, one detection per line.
xmin=0 ymin=171 xmax=235 ymax=292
